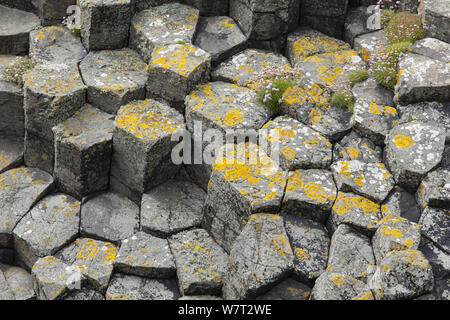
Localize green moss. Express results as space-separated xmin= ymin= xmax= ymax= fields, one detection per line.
xmin=348 ymin=69 xmax=369 ymax=87
xmin=257 ymin=79 xmax=296 ymax=116
xmin=381 ymin=9 xmax=397 ymax=27
xmin=385 ymin=11 xmax=426 ymax=44
xmin=331 ymin=89 xmax=355 ymax=113
xmin=372 ymin=41 xmax=411 ymax=90
xmin=69 ymin=26 xmax=81 ymax=38
xmin=1 ymin=56 xmax=36 ymax=87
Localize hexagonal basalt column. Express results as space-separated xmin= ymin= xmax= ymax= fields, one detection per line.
xmin=230 ymin=0 xmax=300 ymax=52
xmin=419 ymin=0 xmax=450 ymax=43
xmin=384 ymin=121 xmax=446 ymax=192
xmin=13 ymin=194 xmax=81 ymax=269
xmin=0 ymin=168 xmax=54 ymax=249
xmin=129 ymin=3 xmax=199 ymax=63
xmin=212 ymin=48 xmax=291 ymax=87
xmin=79 ymin=0 xmax=133 ymax=51
xmin=37 ymin=0 xmax=76 ymax=26
xmin=30 ymin=26 xmax=87 ymax=66
xmin=223 ymin=214 xmax=294 ymax=300
xmin=55 ymin=238 xmax=118 ymax=292
xmin=194 ymin=16 xmax=247 ymax=66
xmin=300 ymin=0 xmax=349 ymax=39
xmin=203 ymin=143 xmax=287 ymax=252
xmin=0 ymin=56 xmax=23 ymax=138
xmin=0 ymin=138 xmax=23 ymax=174
xmin=147 ymin=44 xmax=211 ymax=108
xmin=184 ymin=0 xmax=229 ymax=16
xmin=23 ymin=64 xmax=86 ymax=173
xmin=79 ymin=49 xmax=148 ymax=115
xmin=110 ymin=99 xmax=185 ymax=203
xmin=0 ymin=5 xmax=40 ymax=55
xmin=260 ymin=116 xmax=333 ymax=171
xmin=184 ymin=81 xmax=271 ymax=189
xmin=53 ymin=105 xmax=115 ymax=200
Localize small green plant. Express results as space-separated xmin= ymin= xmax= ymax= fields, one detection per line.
xmin=381 ymin=9 xmax=397 ymax=27
xmin=68 ymin=26 xmax=81 ymax=38
xmin=252 ymin=66 xmax=302 ymax=116
xmin=1 ymin=56 xmax=36 ymax=87
xmin=348 ymin=69 xmax=369 ymax=87
xmin=369 ymin=41 xmax=411 ymax=90
xmin=331 ymin=89 xmax=355 ymax=113
xmin=384 ymin=11 xmax=426 ymax=44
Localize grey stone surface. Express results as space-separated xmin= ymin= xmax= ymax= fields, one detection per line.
xmin=30 ymin=26 xmax=87 ymax=66
xmin=147 ymin=43 xmax=211 ymax=107
xmin=310 ymin=271 xmax=374 ymax=300
xmin=184 ymin=0 xmax=229 ymax=16
xmin=354 ymin=30 xmax=388 ymax=63
xmin=64 ymin=289 xmax=104 ymax=300
xmin=110 ymin=99 xmax=185 ymax=203
xmin=333 ymin=130 xmax=382 ymax=163
xmin=256 ymin=278 xmax=311 ymax=300
xmin=0 ymin=167 xmax=54 ymax=248
xmin=79 ymin=0 xmax=133 ymax=51
xmin=169 ymin=228 xmax=228 ymax=296
xmin=281 ymin=84 xmax=352 ymax=142
xmin=53 ymin=105 xmax=115 ymax=200
xmin=31 ymin=256 xmax=85 ymax=300
xmin=105 ymin=273 xmax=180 ymax=300
xmin=79 ymin=49 xmax=148 ymax=115
xmin=281 ymin=169 xmax=337 ymax=223
xmin=141 ymin=179 xmax=206 ymax=238
xmin=344 ymin=6 xmax=382 ymax=46
xmin=283 ymin=214 xmax=329 ymax=283
xmin=331 ymin=160 xmax=395 ymax=203
xmin=328 ymin=224 xmax=376 ymax=282
xmin=395 ymin=53 xmax=450 ymax=105
xmin=351 ymin=100 xmax=398 ymax=145
xmin=0 ymin=268 xmax=15 ymax=300
xmin=328 ymin=191 xmax=382 ymax=236
xmin=129 ymin=3 xmax=199 ymax=63
xmin=212 ymin=48 xmax=290 ymax=87
xmin=115 ymin=232 xmax=176 ymax=278
xmin=13 ymin=194 xmax=81 ymax=269
xmin=260 ymin=116 xmax=333 ymax=171
xmin=419 ymin=238 xmax=450 ymax=281
xmin=194 ymin=16 xmax=247 ymax=66
xmin=81 ymin=192 xmax=139 ymax=244
xmin=419 ymin=0 xmax=450 ymax=43
xmin=410 ymin=37 xmax=450 ymax=63
xmin=382 ymin=186 xmax=422 ymax=223
xmin=229 ymin=0 xmax=300 ymax=47
xmin=352 ymin=76 xmax=394 ymax=106
xmin=369 ymin=250 xmax=434 ymax=300
xmin=384 ymin=121 xmax=446 ymax=192
xmin=416 ymin=169 xmax=450 ymax=210
xmin=24 ymin=63 xmax=86 ymax=173
xmin=203 ymin=143 xmax=287 ymax=252
xmin=0 ymin=56 xmax=24 ymax=138
xmin=223 ymin=214 xmax=294 ymax=300
xmin=419 ymin=206 xmax=450 ymax=254
xmin=0 ymin=263 xmax=35 ymax=300
xmin=37 ymin=0 xmax=75 ymax=26
xmin=0 ymin=5 xmax=40 ymax=55
xmin=0 ymin=138 xmax=23 ymax=174
xmin=55 ymin=238 xmax=118 ymax=292
xmin=372 ymin=214 xmax=421 ymax=263
xmin=300 ymin=0 xmax=349 ymax=37
xmin=396 ymin=101 xmax=450 ymax=144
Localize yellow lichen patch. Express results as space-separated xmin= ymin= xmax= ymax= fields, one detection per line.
xmin=271 ymin=234 xmax=292 ymax=258
xmin=353 ymin=291 xmax=373 ymax=300
xmin=115 ymin=100 xmax=183 ymax=139
xmin=332 ymin=193 xmax=379 ymax=216
xmin=292 ymin=35 xmax=349 ymax=62
xmin=331 ymin=275 xmax=345 ymax=286
xmin=294 ymin=248 xmax=311 ymax=262
xmin=381 ymin=226 xmax=404 ymax=238
xmin=393 ymin=134 xmax=414 ymax=148
xmin=151 ymin=44 xmax=208 ymax=77
xmin=76 ymin=239 xmax=99 ymax=261
xmin=224 ymin=109 xmax=244 ymax=126
xmin=303 ymin=182 xmax=328 ymax=203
